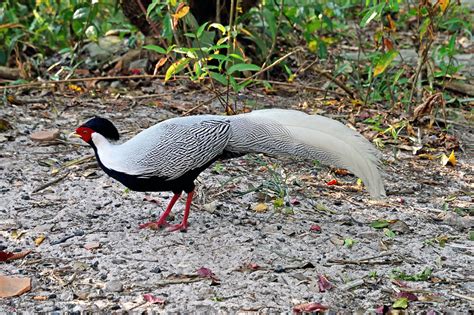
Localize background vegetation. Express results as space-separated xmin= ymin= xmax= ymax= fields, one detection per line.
xmin=0 ymin=0 xmax=472 ymax=111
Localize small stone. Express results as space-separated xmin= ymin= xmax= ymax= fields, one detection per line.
xmin=150 ymin=267 xmax=162 ymax=274
xmin=203 ymin=201 xmax=218 ymax=213
xmin=111 ymin=259 xmax=126 ymax=265
xmin=274 ymin=265 xmax=285 ymax=273
xmin=105 ymin=280 xmax=123 ymax=293
xmin=74 ymin=230 xmax=85 ymax=236
xmin=30 ymin=129 xmax=60 ymax=142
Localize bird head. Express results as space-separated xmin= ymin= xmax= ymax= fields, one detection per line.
xmin=75 ymin=117 xmax=120 ymax=143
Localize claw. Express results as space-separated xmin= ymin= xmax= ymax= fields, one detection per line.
xmin=139 ymin=220 xmax=169 ymax=229
xmin=167 ymin=222 xmax=188 ymax=232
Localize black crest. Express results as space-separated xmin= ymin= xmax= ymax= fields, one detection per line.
xmin=82 ymin=117 xmax=120 ymax=140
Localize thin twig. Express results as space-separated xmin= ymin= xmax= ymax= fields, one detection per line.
xmin=182 ymin=93 xmax=221 ymax=116
xmin=242 ymin=48 xmax=303 ymax=86
xmin=134 ymin=0 xmax=161 ymax=36
xmin=32 ymin=172 xmax=70 ymax=194
xmin=310 ymin=64 xmax=357 ymax=99
xmin=450 ymin=292 xmax=474 ymax=302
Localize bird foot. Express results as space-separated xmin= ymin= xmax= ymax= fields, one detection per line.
xmin=167 ymin=222 xmax=188 ymax=232
xmin=138 ymin=220 xmax=169 ymax=230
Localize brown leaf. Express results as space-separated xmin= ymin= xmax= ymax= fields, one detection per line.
xmin=154 ymin=57 xmax=168 ymax=75
xmin=293 ymin=302 xmax=328 ymax=313
xmin=0 ymin=250 xmax=31 ymax=262
xmin=383 ymin=37 xmax=394 ymax=50
xmin=0 ymin=275 xmax=31 ymax=297
xmin=317 ymin=274 xmax=333 ymax=292
xmin=386 ymin=14 xmax=396 ymax=32
xmin=412 ymin=93 xmax=444 ymax=126
xmin=30 ymin=129 xmax=60 ymax=142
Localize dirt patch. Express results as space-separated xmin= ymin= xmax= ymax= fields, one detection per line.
xmin=0 ymin=86 xmax=472 ymax=312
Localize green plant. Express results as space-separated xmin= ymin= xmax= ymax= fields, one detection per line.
xmin=0 ymin=0 xmax=134 ymax=68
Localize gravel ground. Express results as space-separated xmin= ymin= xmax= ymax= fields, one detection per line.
xmin=1 ymin=89 xmax=473 ymax=313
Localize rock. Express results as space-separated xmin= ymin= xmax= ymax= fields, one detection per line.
xmin=111 ymin=259 xmax=126 ymax=265
xmin=150 ymin=266 xmax=162 ymax=273
xmin=203 ymin=201 xmax=218 ymax=213
xmin=30 ymin=129 xmax=60 ymax=142
xmin=105 ymin=280 xmax=123 ymax=293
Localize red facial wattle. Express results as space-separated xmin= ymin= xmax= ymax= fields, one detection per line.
xmin=76 ymin=126 xmax=94 ymax=143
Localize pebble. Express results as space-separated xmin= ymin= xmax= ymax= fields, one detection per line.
xmin=150 ymin=266 xmax=162 ymax=273
xmin=105 ymin=280 xmax=123 ymax=293
xmin=111 ymin=259 xmax=126 ymax=265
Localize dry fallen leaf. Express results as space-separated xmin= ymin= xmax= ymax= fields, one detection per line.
xmin=317 ymin=274 xmax=333 ymax=292
xmin=440 ymin=150 xmax=457 ymax=167
xmin=30 ymin=129 xmax=60 ymax=142
xmin=0 ymin=275 xmax=31 ymax=297
xmin=293 ymin=302 xmax=328 ymax=313
xmin=252 ymin=203 xmax=268 ymax=213
xmin=0 ymin=250 xmax=31 ymax=262
xmin=35 ymin=235 xmax=46 ymax=246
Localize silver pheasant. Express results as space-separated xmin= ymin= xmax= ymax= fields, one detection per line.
xmin=75 ymin=109 xmax=385 ymax=231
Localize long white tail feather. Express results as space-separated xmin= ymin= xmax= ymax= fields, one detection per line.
xmin=227 ymin=109 xmax=385 ymax=198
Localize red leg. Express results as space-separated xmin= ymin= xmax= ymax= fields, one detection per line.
xmin=139 ymin=193 xmax=181 ymax=229
xmin=168 ymin=191 xmax=194 ymax=232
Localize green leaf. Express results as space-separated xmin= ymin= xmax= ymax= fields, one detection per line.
xmin=469 ymin=230 xmax=474 ymax=241
xmin=209 ymin=72 xmax=228 ymax=85
xmin=370 ymin=219 xmax=390 ymax=229
xmin=143 ymin=45 xmax=167 ymax=54
xmin=147 ymin=0 xmax=161 ymax=17
xmin=208 ymin=22 xmax=226 ymax=35
xmin=344 ymin=238 xmax=355 ymax=248
xmin=384 ymin=228 xmax=396 ymax=238
xmin=419 ymin=17 xmax=431 ymax=41
xmin=229 ymin=53 xmax=244 ymax=61
xmin=393 ymin=297 xmax=408 ymax=309
xmin=391 ymin=268 xmax=432 ymax=281
xmin=196 ymin=22 xmax=209 ymax=38
xmin=263 ymin=7 xmax=277 ymax=39
xmin=392 ymin=68 xmax=405 ymax=86
xmin=374 ymin=50 xmax=398 ymax=77
xmin=227 ymin=63 xmax=260 ymax=75
xmin=165 ymin=58 xmax=190 ymax=82
xmin=162 ymin=13 xmax=173 ymax=41
xmin=360 ymin=3 xmax=384 ymax=27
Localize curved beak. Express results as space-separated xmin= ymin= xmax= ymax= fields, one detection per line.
xmin=68 ymin=131 xmax=81 ymax=139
